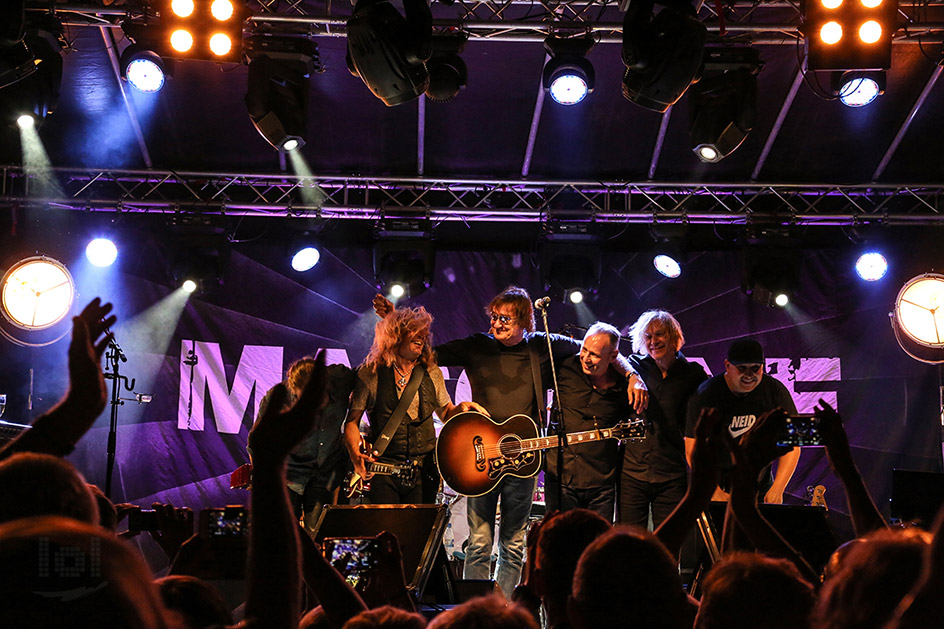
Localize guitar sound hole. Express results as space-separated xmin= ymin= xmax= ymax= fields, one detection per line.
xmin=498 ymin=437 xmax=522 ymax=458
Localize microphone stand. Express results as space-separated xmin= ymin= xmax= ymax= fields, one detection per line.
xmin=103 ymin=337 xmax=134 ymax=499
xmin=537 ymin=304 xmax=567 ymax=510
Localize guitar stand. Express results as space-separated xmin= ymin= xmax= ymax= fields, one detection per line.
xmin=688 ymin=510 xmax=722 ymax=598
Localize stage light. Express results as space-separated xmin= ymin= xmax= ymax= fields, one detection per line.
xmin=837 ymin=70 xmax=884 ymax=106
xmin=157 ymin=0 xmax=245 ymax=62
xmin=804 ymin=0 xmax=897 ymax=70
xmin=654 ymin=254 xmax=682 ymax=278
xmin=346 ymin=0 xmax=432 ymax=106
xmin=389 ymin=283 xmax=406 ymax=299
xmin=0 ymin=256 xmax=75 ymax=330
xmin=182 ymin=279 xmax=197 ymax=293
xmin=855 ymin=252 xmax=887 ymax=281
xmin=425 ymin=35 xmax=468 ymax=102
xmin=543 ymin=36 xmax=595 ymax=106
xmin=742 ymin=249 xmax=799 ymax=308
xmin=621 ymin=0 xmax=707 ymax=113
xmin=568 ymin=289 xmax=585 ymax=305
xmin=210 ymin=0 xmax=234 ymax=21
xmin=170 ymin=239 xmax=229 ymax=294
xmin=291 ymin=246 xmax=320 ymax=272
xmin=373 ymin=218 xmax=435 ymax=298
xmin=16 ymin=113 xmax=33 ymax=128
xmin=891 ymin=275 xmax=944 ymax=357
xmin=120 ymin=45 xmax=167 ymax=93
xmin=690 ymin=50 xmax=759 ymax=163
xmin=86 ymin=238 xmax=118 ymax=268
xmin=170 ymin=29 xmax=194 ymax=53
xmin=541 ymin=235 xmax=601 ymax=304
xmin=0 ymin=30 xmax=64 ymax=127
xmin=208 ymin=33 xmax=232 ymax=56
xmin=245 ymin=37 xmax=318 ymax=152
xmin=172 ymin=0 xmax=195 ymax=18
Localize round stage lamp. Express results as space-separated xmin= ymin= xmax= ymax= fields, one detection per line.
xmin=855 ymin=252 xmax=887 ymax=281
xmin=653 ymin=254 xmax=682 ymax=278
xmin=209 ymin=33 xmax=232 ymax=57
xmin=86 ymin=238 xmax=118 ymax=268
xmin=170 ymin=30 xmax=194 ymax=53
xmin=291 ymin=246 xmax=320 ymax=272
xmin=568 ymin=289 xmax=585 ymax=305
xmin=182 ymin=279 xmax=198 ymax=294
xmin=548 ymin=72 xmax=590 ymax=105
xmin=211 ymin=0 xmax=235 ymax=20
xmin=389 ymin=283 xmax=406 ymax=299
xmin=893 ymin=274 xmax=944 ymax=348
xmin=171 ymin=0 xmax=195 ymax=17
xmin=1 ymin=256 xmax=76 ymax=330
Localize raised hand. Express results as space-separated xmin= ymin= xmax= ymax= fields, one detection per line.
xmin=148 ymin=502 xmax=195 ymax=560
xmin=248 ymin=352 xmax=328 ymax=466
xmin=64 ymin=297 xmax=116 ymax=419
xmin=373 ymin=294 xmax=394 ymax=319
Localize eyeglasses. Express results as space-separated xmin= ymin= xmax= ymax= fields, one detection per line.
xmin=733 ymin=364 xmax=763 ymax=374
xmin=489 ymin=313 xmax=514 ymax=325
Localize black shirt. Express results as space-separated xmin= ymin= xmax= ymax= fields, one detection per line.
xmin=623 ymin=353 xmax=708 ymax=483
xmin=545 ymin=354 xmax=632 ymax=488
xmin=435 ymin=332 xmax=579 ymax=422
xmin=685 ymin=372 xmax=797 ymax=491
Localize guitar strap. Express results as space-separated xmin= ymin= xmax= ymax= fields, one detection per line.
xmin=527 ymin=335 xmax=546 ymax=429
xmin=371 ymin=364 xmax=426 ymax=458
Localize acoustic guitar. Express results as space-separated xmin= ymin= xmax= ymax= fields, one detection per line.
xmin=436 ymin=411 xmax=646 ymax=497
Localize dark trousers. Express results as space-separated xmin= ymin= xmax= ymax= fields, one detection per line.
xmin=618 ymin=475 xmax=686 ymax=529
xmin=544 ymin=479 xmax=616 ymax=522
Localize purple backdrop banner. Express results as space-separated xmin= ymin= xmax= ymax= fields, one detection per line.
xmin=2 ymin=243 xmax=941 ymax=555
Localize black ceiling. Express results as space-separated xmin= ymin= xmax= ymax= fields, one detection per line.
xmin=2 ymin=0 xmax=944 ymax=253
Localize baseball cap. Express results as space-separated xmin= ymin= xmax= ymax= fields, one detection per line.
xmin=727 ymin=338 xmax=765 ymax=365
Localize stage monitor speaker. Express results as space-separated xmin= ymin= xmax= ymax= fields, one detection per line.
xmin=891 ymin=469 xmax=944 ymax=526
xmin=312 ymin=504 xmax=448 ymax=596
xmin=707 ymin=502 xmax=838 ymax=572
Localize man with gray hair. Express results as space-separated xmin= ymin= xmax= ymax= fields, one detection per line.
xmin=620 ymin=310 xmax=707 ymax=529
xmin=544 ymin=322 xmax=635 ymax=521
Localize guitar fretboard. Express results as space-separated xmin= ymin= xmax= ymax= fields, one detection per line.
xmin=520 ymin=426 xmax=620 ymax=453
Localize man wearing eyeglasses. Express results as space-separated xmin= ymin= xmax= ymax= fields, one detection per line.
xmin=683 ymin=338 xmax=800 ymax=504
xmin=373 ymin=287 xmax=647 ymax=597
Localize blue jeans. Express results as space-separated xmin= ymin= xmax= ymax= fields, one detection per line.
xmin=463 ymin=474 xmax=535 ymax=597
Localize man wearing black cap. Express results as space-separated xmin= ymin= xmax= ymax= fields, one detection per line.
xmin=683 ymin=338 xmax=800 ymax=503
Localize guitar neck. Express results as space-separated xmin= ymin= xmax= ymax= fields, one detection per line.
xmin=368 ymin=461 xmax=408 ymax=475
xmin=522 ymin=426 xmax=621 ymax=452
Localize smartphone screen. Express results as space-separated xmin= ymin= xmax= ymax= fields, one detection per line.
xmin=323 ymin=537 xmax=379 ymax=589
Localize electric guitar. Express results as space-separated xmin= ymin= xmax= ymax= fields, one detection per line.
xmin=342 ymin=460 xmax=419 ymax=498
xmin=436 ymin=411 xmax=646 ymax=497
xmin=230 ymin=463 xmax=253 ymax=490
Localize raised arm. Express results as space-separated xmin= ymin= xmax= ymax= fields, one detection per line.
xmin=0 ymin=298 xmax=115 ymax=460
xmin=243 ymin=352 xmax=328 ymax=629
xmin=817 ymin=398 xmax=886 ymax=536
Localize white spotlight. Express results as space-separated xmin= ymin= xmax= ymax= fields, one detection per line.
xmin=291 ymin=246 xmax=320 ymax=272
xmin=16 ymin=114 xmax=35 ymax=129
xmin=389 ymin=283 xmax=406 ymax=299
xmin=653 ymin=254 xmax=682 ymax=278
xmin=855 ymin=252 xmax=888 ymax=281
xmin=774 ymin=293 xmax=790 ymax=307
xmin=568 ymin=289 xmax=585 ymax=304
xmin=85 ymin=238 xmax=118 ymax=268
xmin=182 ymin=279 xmax=198 ymax=293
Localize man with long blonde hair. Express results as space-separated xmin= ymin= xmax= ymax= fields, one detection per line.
xmin=344 ymin=306 xmax=485 ymax=504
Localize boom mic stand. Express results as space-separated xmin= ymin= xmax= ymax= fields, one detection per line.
xmin=103 ymin=337 xmax=134 ymax=499
xmin=536 ymin=301 xmax=567 ymax=510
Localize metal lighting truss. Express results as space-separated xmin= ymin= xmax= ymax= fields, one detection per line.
xmin=42 ymin=1 xmax=944 ymax=44
xmin=3 ymin=165 xmax=944 ymax=226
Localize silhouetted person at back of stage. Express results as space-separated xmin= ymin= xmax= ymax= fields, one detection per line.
xmin=694 ymin=552 xmax=815 ymax=629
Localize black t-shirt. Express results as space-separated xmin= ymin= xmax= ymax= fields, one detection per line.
xmin=435 ymin=332 xmax=579 ymax=423
xmin=685 ymin=372 xmax=797 ymax=491
xmin=623 ymin=353 xmax=708 ymax=483
xmin=545 ymin=354 xmax=632 ymax=488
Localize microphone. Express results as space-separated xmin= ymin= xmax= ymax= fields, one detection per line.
xmin=534 ymin=296 xmax=551 ymax=310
